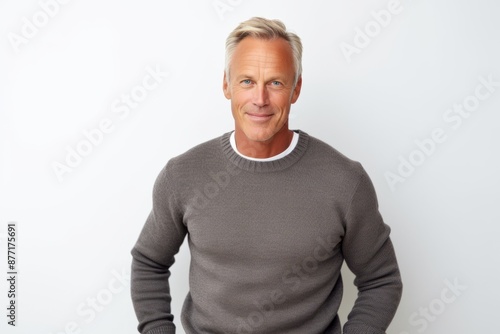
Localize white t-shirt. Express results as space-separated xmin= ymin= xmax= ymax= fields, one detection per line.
xmin=229 ymin=131 xmax=299 ymax=162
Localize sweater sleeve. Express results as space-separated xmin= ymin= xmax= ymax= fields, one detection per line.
xmin=130 ymin=163 xmax=187 ymax=334
xmin=342 ymin=167 xmax=403 ymax=334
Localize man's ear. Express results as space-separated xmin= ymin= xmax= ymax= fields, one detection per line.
xmin=223 ymin=72 xmax=231 ymax=100
xmin=291 ymin=76 xmax=302 ymax=104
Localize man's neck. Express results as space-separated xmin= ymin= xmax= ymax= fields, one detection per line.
xmin=233 ymin=127 xmax=294 ymax=159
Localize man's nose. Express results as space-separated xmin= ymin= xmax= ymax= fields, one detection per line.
xmin=252 ymin=84 xmax=269 ymax=107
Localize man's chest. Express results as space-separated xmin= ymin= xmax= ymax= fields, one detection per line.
xmin=183 ymin=176 xmax=346 ymax=265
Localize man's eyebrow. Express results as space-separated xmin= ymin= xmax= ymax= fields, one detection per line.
xmin=235 ymin=74 xmax=288 ymax=82
xmin=235 ymin=74 xmax=254 ymax=80
xmin=267 ymin=76 xmax=286 ymax=82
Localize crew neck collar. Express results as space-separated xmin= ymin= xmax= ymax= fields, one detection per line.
xmin=229 ymin=131 xmax=299 ymax=162
xmin=221 ymin=130 xmax=309 ymax=173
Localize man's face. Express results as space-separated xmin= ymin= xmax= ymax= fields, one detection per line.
xmin=223 ymin=37 xmax=302 ymax=143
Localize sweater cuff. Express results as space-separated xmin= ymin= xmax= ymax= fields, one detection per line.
xmin=144 ymin=325 xmax=176 ymax=334
xmin=343 ymin=323 xmax=385 ymax=334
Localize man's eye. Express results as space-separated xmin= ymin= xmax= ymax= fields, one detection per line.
xmin=241 ymin=79 xmax=252 ymax=85
xmin=271 ymin=81 xmax=282 ymax=86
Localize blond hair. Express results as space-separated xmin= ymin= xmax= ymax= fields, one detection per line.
xmin=225 ymin=17 xmax=303 ymax=85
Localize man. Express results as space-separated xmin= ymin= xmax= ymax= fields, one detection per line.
xmin=131 ymin=17 xmax=402 ymax=334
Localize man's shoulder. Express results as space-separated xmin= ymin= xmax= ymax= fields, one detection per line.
xmin=305 ymin=132 xmax=364 ymax=176
xmin=164 ymin=132 xmax=227 ymax=172
xmin=176 ymin=133 xmax=224 ymax=158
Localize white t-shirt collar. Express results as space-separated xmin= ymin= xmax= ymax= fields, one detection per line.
xmin=229 ymin=131 xmax=299 ymax=162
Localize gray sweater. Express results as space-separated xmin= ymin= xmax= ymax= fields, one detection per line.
xmin=131 ymin=130 xmax=402 ymax=334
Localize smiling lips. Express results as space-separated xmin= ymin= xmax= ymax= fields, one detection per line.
xmin=245 ymin=112 xmax=273 ymax=122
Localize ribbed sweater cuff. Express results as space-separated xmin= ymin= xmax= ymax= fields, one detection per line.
xmin=144 ymin=325 xmax=176 ymax=334
xmin=343 ymin=323 xmax=385 ymax=334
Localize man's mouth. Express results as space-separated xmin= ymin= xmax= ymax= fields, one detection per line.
xmin=245 ymin=112 xmax=273 ymax=122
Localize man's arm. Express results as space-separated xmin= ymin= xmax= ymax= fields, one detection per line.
xmin=131 ymin=163 xmax=187 ymax=334
xmin=342 ymin=167 xmax=403 ymax=334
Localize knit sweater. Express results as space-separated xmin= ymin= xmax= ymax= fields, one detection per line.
xmin=131 ymin=130 xmax=402 ymax=334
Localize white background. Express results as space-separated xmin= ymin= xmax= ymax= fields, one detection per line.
xmin=1 ymin=0 xmax=499 ymax=333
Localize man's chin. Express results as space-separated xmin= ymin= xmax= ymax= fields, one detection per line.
xmin=242 ymin=129 xmax=275 ymax=143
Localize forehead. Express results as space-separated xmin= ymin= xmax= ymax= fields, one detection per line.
xmin=231 ymin=37 xmax=295 ymax=76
